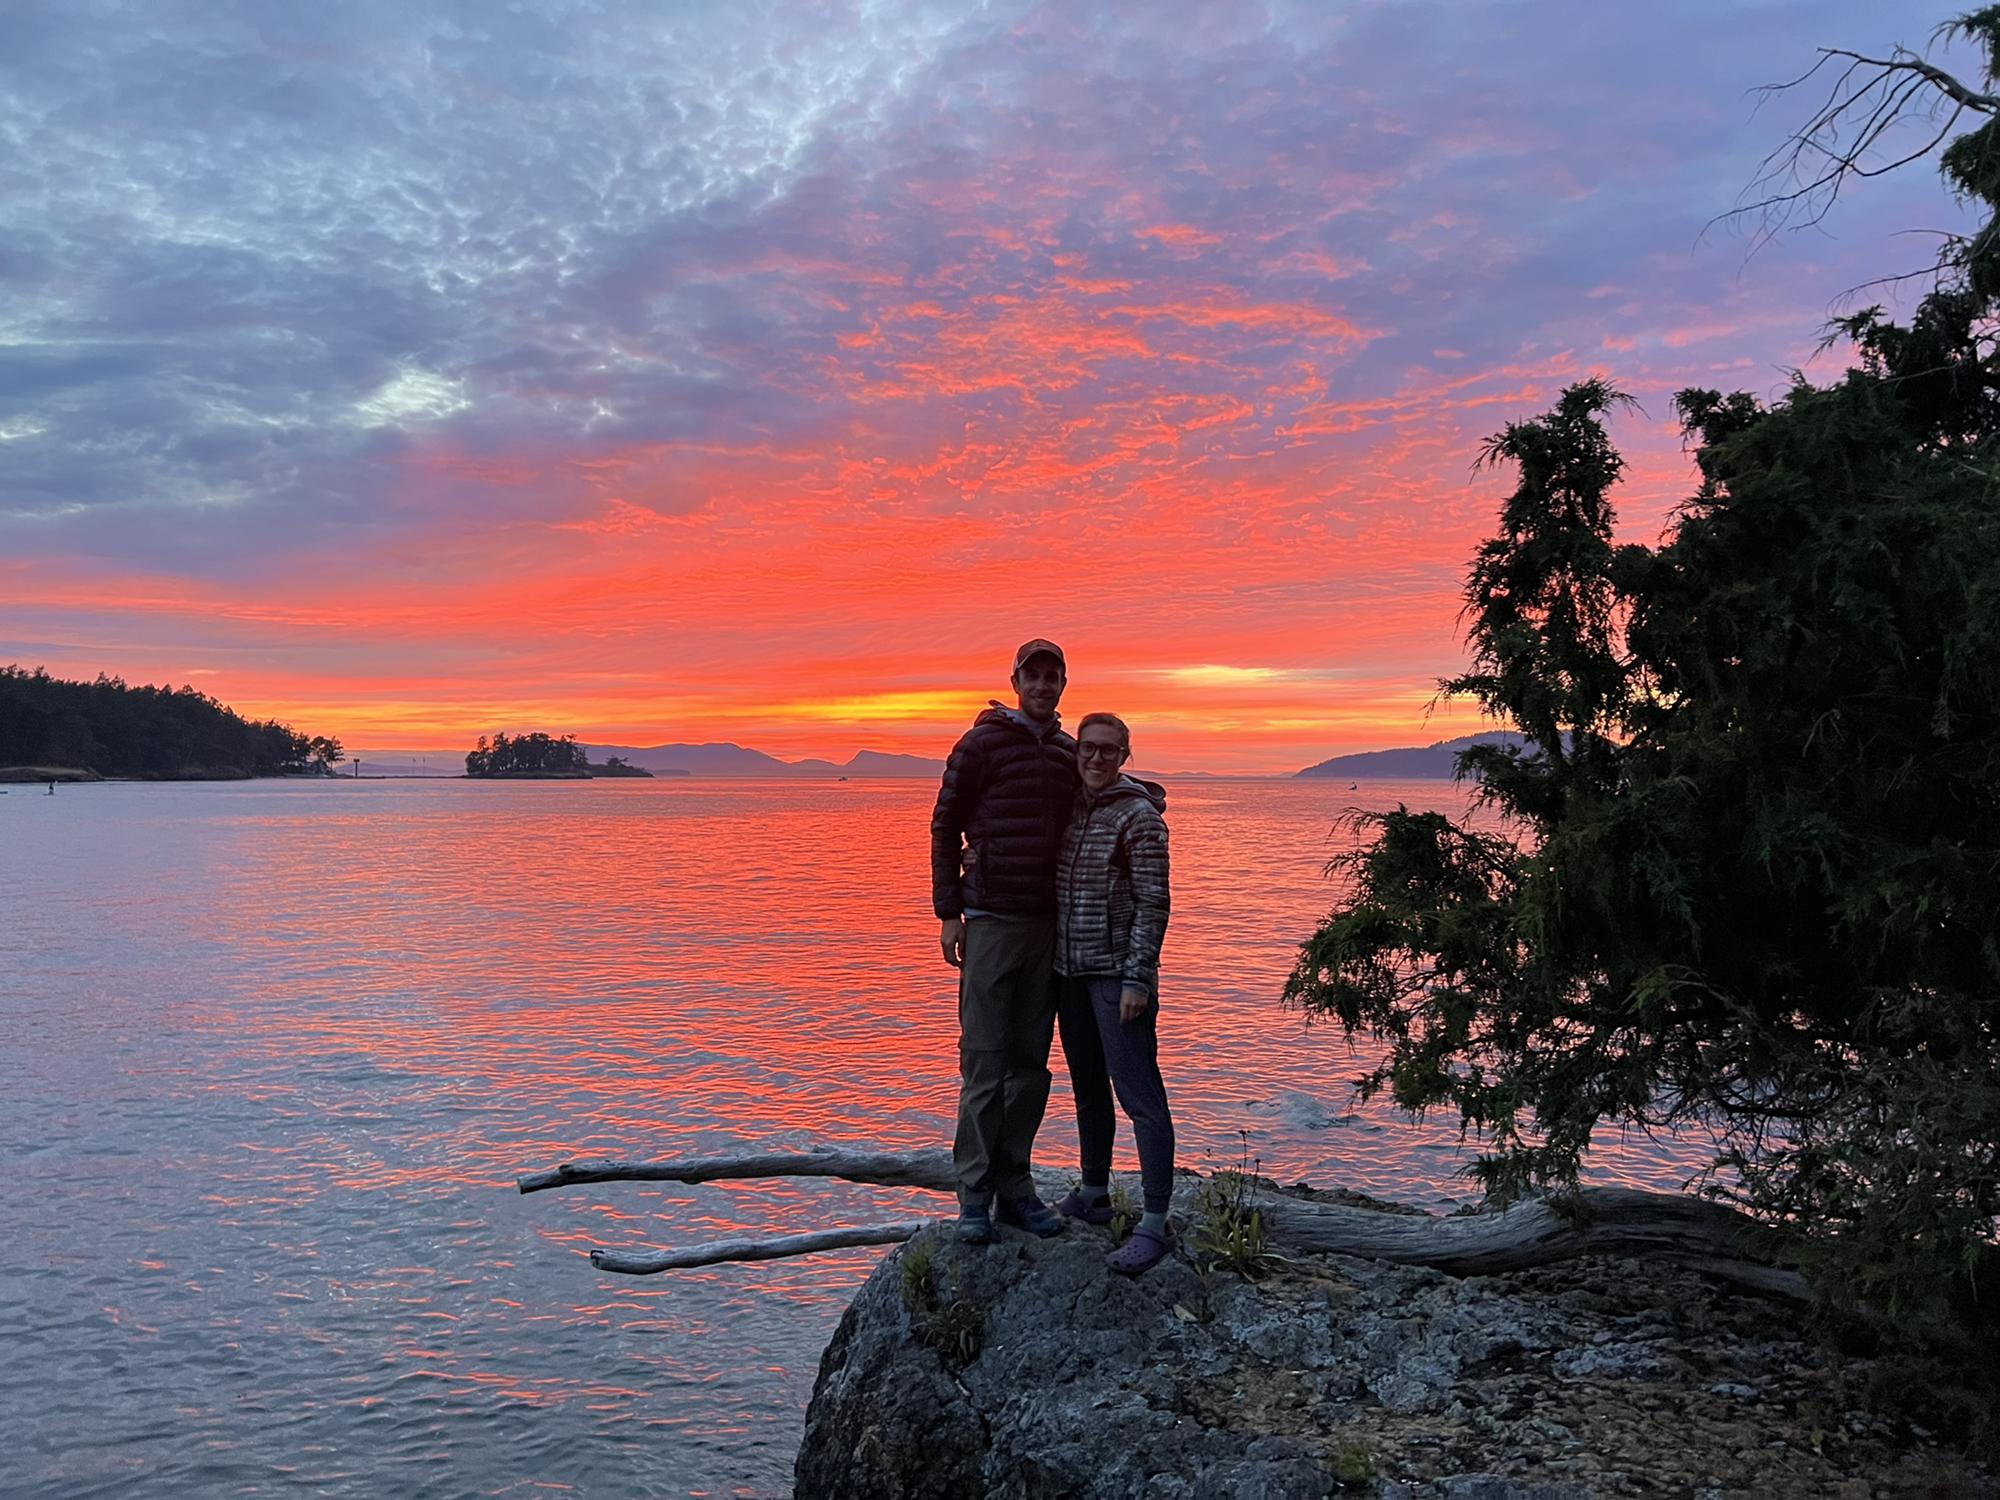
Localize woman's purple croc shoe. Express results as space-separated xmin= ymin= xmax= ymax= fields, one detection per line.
xmin=1105 ymin=1225 xmax=1174 ymax=1275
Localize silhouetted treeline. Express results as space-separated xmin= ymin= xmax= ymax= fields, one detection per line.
xmin=0 ymin=665 xmax=341 ymax=777
xmin=465 ymin=731 xmax=588 ymax=777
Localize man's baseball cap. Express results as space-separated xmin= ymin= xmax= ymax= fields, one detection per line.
xmin=1012 ymin=638 xmax=1066 ymax=671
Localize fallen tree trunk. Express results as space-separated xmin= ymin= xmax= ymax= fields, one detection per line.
xmin=521 ymin=1145 xmax=1803 ymax=1297
xmin=1259 ymin=1188 xmax=1804 ymax=1296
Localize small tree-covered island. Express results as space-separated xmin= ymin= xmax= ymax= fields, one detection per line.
xmin=0 ymin=665 xmax=343 ymax=780
xmin=464 ymin=731 xmax=656 ymax=779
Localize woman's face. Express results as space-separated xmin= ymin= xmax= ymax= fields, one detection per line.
xmin=1077 ymin=725 xmax=1127 ymax=792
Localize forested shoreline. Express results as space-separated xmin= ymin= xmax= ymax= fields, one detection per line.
xmin=0 ymin=665 xmax=341 ymax=779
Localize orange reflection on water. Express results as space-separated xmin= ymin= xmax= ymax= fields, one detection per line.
xmin=154 ymin=777 xmax=1714 ymax=1205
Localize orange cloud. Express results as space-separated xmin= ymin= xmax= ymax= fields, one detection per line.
xmin=1137 ymin=224 xmax=1224 ymax=248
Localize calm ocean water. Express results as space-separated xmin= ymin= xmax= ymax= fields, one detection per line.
xmin=1 ymin=778 xmax=1711 ymax=1497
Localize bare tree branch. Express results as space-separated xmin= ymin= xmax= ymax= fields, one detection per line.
xmin=1826 ymin=48 xmax=2000 ymax=113
xmin=1711 ymin=42 xmax=1995 ymax=255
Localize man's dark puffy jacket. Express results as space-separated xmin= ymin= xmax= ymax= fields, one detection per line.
xmin=931 ymin=706 xmax=1080 ymax=920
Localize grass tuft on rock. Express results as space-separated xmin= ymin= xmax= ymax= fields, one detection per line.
xmin=896 ymin=1236 xmax=986 ymax=1368
xmin=1190 ymin=1169 xmax=1276 ymax=1280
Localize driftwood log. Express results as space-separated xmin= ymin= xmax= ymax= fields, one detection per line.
xmin=519 ymin=1144 xmax=1804 ymax=1298
xmin=590 ymin=1221 xmax=933 ymax=1274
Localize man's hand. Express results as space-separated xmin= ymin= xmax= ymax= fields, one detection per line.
xmin=941 ymin=916 xmax=966 ymax=968
xmin=1119 ymin=983 xmax=1150 ymax=1023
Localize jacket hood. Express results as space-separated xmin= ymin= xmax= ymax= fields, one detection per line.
xmin=1089 ymin=773 xmax=1166 ymax=813
xmin=977 ymin=702 xmax=1065 ymax=739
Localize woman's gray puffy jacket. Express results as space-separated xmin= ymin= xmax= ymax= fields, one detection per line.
xmin=1055 ymin=775 xmax=1170 ymax=991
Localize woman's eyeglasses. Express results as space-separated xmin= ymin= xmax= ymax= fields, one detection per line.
xmin=1077 ymin=742 xmax=1126 ymax=760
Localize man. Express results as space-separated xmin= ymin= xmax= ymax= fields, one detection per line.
xmin=931 ymin=639 xmax=1080 ymax=1243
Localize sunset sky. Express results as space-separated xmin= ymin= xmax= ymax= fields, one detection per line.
xmin=0 ymin=1 xmax=1976 ymax=771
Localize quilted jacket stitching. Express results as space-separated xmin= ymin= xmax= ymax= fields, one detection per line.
xmin=929 ymin=708 xmax=1080 ymax=919
xmin=1055 ymin=780 xmax=1170 ymax=988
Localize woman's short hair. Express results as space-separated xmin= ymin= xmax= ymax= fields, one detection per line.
xmin=1077 ymin=711 xmax=1131 ymax=750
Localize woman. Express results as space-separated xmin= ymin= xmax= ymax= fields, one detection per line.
xmin=1051 ymin=711 xmax=1177 ymax=1274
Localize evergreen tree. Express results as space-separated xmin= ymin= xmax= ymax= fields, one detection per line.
xmin=1287 ymin=11 xmax=2000 ymax=1439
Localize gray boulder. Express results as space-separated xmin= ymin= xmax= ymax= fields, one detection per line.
xmin=792 ymin=1216 xmax=1987 ymax=1499
xmin=795 ymin=1224 xmax=1338 ymax=1498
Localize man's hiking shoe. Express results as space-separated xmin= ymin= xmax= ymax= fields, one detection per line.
xmin=1054 ymin=1188 xmax=1115 ymax=1226
xmin=955 ymin=1203 xmax=993 ymax=1244
xmin=996 ymin=1194 xmax=1066 ymax=1238
xmin=1106 ymin=1224 xmax=1174 ymax=1276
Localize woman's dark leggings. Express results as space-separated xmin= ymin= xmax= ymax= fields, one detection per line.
xmin=1056 ymin=975 xmax=1176 ymax=1215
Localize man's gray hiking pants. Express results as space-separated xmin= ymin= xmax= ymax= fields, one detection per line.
xmin=953 ymin=914 xmax=1057 ymax=1206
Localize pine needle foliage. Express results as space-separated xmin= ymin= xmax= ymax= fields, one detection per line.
xmin=1287 ymin=8 xmax=2000 ymax=1442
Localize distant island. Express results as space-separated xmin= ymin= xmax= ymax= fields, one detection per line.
xmin=590 ymin=755 xmax=667 ymax=779
xmin=341 ymin=739 xmax=943 ymax=779
xmin=1296 ymin=731 xmax=1528 ymax=779
xmin=582 ymin=741 xmax=948 ymax=778
xmin=0 ymin=664 xmax=342 ymax=780
xmin=465 ymin=732 xmax=661 ymax=779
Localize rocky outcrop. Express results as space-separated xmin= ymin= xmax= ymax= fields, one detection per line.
xmin=0 ymin=765 xmax=104 ymax=782
xmin=795 ymin=1209 xmax=1984 ymax=1499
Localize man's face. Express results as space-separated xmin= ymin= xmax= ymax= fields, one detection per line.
xmin=1012 ymin=655 xmax=1066 ymax=723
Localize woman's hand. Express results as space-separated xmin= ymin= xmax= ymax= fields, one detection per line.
xmin=1119 ymin=983 xmax=1150 ymax=1023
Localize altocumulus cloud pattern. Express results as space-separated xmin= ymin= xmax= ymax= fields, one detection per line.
xmin=0 ymin=0 xmax=1971 ymax=767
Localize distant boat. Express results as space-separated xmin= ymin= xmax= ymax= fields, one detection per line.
xmin=838 ymin=776 xmax=849 ymax=782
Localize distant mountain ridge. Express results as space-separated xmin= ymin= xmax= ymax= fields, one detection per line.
xmin=348 ymin=734 xmax=1531 ymax=782
xmin=1296 ymin=732 xmax=1530 ymax=780
xmin=583 ymin=742 xmax=948 ymax=778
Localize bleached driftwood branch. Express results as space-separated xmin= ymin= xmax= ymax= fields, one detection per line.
xmin=590 ymin=1221 xmax=932 ymax=1274
xmin=520 ymin=1146 xmax=957 ymax=1196
xmin=519 ymin=1144 xmax=1804 ymax=1296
